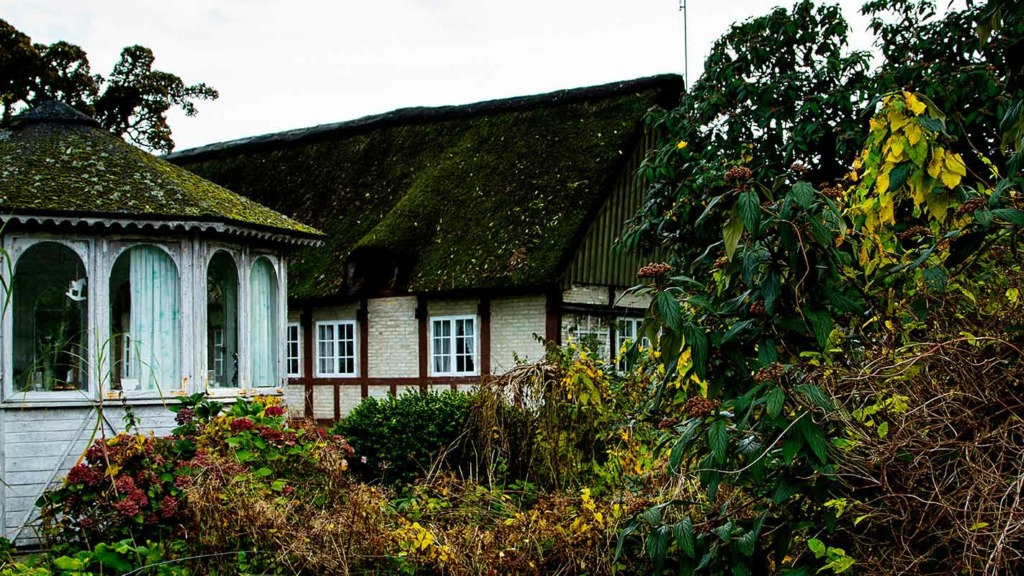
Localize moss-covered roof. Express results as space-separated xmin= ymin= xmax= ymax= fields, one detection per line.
xmin=0 ymin=101 xmax=320 ymax=239
xmin=170 ymin=75 xmax=683 ymax=299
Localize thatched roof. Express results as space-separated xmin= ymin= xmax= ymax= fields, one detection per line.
xmin=0 ymin=101 xmax=320 ymax=242
xmin=170 ymin=75 xmax=683 ymax=299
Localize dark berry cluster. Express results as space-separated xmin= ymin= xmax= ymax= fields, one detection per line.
xmin=684 ymin=396 xmax=721 ymax=418
xmin=956 ymin=197 xmax=987 ymax=216
xmin=754 ymin=363 xmax=785 ymax=383
xmin=725 ymin=166 xmax=753 ymax=184
xmin=637 ymin=262 xmax=673 ymax=278
xmin=896 ymin=226 xmax=932 ymax=239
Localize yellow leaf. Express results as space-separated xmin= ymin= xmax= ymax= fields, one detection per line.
xmin=927 ymin=148 xmax=945 ymax=179
xmin=1007 ymin=287 xmax=1020 ymax=304
xmin=904 ymin=91 xmax=927 ymax=116
xmin=940 ymin=170 xmax=962 ymax=189
xmin=889 ymin=135 xmax=907 ymax=159
xmin=879 ymin=192 xmax=895 ymax=225
xmin=909 ymin=173 xmax=926 ymax=207
xmin=944 ymin=152 xmax=967 ymax=176
xmin=877 ymin=171 xmax=891 ymax=194
xmin=904 ymin=122 xmax=924 ymax=146
xmin=929 ymin=192 xmax=950 ymax=219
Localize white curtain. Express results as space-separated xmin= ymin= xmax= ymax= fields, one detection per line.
xmin=129 ymin=246 xmax=181 ymax=392
xmin=249 ymin=258 xmax=279 ymax=387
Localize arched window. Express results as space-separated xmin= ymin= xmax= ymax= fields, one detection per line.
xmin=249 ymin=257 xmax=279 ymax=387
xmin=109 ymin=246 xmax=181 ymax=392
xmin=12 ymin=242 xmax=88 ymax=392
xmin=207 ymin=251 xmax=239 ymax=388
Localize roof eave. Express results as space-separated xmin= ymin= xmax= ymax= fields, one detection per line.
xmin=0 ymin=210 xmax=323 ymax=247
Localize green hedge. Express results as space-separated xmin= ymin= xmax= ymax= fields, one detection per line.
xmin=332 ymin=389 xmax=471 ymax=485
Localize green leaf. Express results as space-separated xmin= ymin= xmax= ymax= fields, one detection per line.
xmin=766 ymin=386 xmax=786 ymax=418
xmin=887 ymin=161 xmax=915 ymax=192
xmin=762 ymin=268 xmax=781 ymax=312
xmin=782 ymin=435 xmax=803 ymax=465
xmin=708 ymin=419 xmax=728 ymax=464
xmin=791 ymin=181 xmax=815 ymax=209
xmin=682 ymin=323 xmax=709 ymax=380
xmin=657 ymin=291 xmax=683 ymax=332
xmin=807 ymin=538 xmax=827 ymax=559
xmin=758 ymin=337 xmax=778 ymax=365
xmin=773 ymin=476 xmax=800 ymax=504
xmin=802 ymin=307 xmax=833 ymax=348
xmin=826 ymin=288 xmax=864 ymax=314
xmin=793 ymin=383 xmax=834 ymax=411
xmin=675 ymin=517 xmax=696 ymax=558
xmin=797 ymin=416 xmax=829 ymax=464
xmin=724 ymin=204 xmax=744 ymax=260
xmin=713 ymin=521 xmax=734 ymax=542
xmin=917 ymin=116 xmax=946 ymax=134
xmin=695 ymin=194 xmax=726 ymax=226
xmin=736 ymin=528 xmax=758 ymax=557
xmin=252 ymin=466 xmax=273 ymax=478
xmin=922 ymin=267 xmax=948 ymax=293
xmin=990 ymin=208 xmax=1024 ymax=227
xmin=738 ymin=190 xmax=761 ymax=235
xmin=647 ymin=525 xmax=670 ymax=567
xmin=722 ymin=319 xmax=755 ymax=345
xmin=53 ymin=557 xmax=87 ymax=570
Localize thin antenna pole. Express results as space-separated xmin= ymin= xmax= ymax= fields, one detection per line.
xmin=679 ymin=0 xmax=689 ymax=89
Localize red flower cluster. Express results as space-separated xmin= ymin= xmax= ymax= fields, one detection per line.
xmin=264 ymin=405 xmax=286 ymax=418
xmin=257 ymin=425 xmax=284 ymax=444
xmin=160 ymin=495 xmax=181 ymax=519
xmin=66 ymin=463 xmax=101 ymax=487
xmin=112 ymin=476 xmax=149 ymax=518
xmin=230 ymin=417 xmax=256 ymax=432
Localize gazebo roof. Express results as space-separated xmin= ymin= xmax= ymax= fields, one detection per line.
xmin=0 ymin=101 xmax=321 ymax=244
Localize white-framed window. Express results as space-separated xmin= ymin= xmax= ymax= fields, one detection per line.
xmin=286 ymin=323 xmax=302 ymax=377
xmin=616 ymin=317 xmax=650 ymax=371
xmin=249 ymin=257 xmax=280 ymax=388
xmin=11 ymin=242 xmax=90 ymax=393
xmin=315 ymin=320 xmax=357 ymax=377
xmin=430 ymin=315 xmax=478 ymax=376
xmin=110 ymin=244 xmax=182 ymax=393
xmin=207 ymin=250 xmax=238 ymax=389
xmin=564 ymin=314 xmax=610 ymax=361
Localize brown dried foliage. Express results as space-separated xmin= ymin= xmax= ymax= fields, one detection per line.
xmin=828 ymin=333 xmax=1024 ymax=575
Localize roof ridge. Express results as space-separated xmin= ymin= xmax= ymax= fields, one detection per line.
xmin=167 ymin=74 xmax=682 ymax=162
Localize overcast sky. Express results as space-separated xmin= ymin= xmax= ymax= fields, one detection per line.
xmin=4 ymin=0 xmax=875 ymax=151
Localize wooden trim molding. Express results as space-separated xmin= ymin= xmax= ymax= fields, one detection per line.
xmin=546 ymin=289 xmax=562 ymax=345
xmin=479 ymin=297 xmax=491 ymax=382
xmin=358 ymin=299 xmax=369 ymax=399
xmin=417 ymin=295 xmax=428 ymax=390
xmin=300 ymin=304 xmax=314 ymax=419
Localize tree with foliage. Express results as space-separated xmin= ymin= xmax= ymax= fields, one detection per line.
xmin=0 ymin=18 xmax=217 ymax=153
xmin=619 ymin=0 xmax=1024 ymax=573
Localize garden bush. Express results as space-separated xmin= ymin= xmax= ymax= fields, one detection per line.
xmin=332 ymin=389 xmax=471 ymax=485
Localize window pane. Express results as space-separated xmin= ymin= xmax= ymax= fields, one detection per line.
xmin=13 ymin=243 xmax=89 ymax=392
xmin=207 ymin=252 xmax=239 ymax=388
xmin=110 ymin=246 xmax=181 ymax=392
xmin=250 ymin=258 xmax=280 ymax=387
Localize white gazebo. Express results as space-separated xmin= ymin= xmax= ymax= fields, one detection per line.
xmin=0 ymin=101 xmax=320 ymax=543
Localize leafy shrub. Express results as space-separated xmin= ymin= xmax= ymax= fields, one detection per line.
xmin=333 ymin=389 xmax=471 ymax=485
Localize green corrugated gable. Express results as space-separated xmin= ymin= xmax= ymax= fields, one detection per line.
xmin=172 ymin=75 xmax=683 ymax=299
xmin=0 ymin=104 xmax=319 ymax=237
